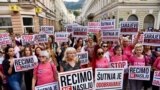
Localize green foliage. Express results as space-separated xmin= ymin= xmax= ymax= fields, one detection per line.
xmin=64 ymin=0 xmax=85 ymax=10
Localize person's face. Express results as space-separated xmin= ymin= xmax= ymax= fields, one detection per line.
xmin=36 ymin=48 xmax=41 ymax=55
xmin=102 ymin=44 xmax=108 ymax=52
xmin=88 ymin=37 xmax=93 ymax=43
xmin=144 ymin=45 xmax=150 ymax=50
xmin=25 ymin=48 xmax=31 ymax=56
xmin=8 ymin=48 xmax=15 ymax=57
xmin=135 ymin=47 xmax=143 ymax=55
xmin=76 ymin=46 xmax=82 ymax=53
xmin=97 ymin=49 xmax=104 ymax=58
xmin=64 ymin=43 xmax=68 ymax=48
xmin=115 ymin=48 xmax=122 ymax=55
xmin=123 ymin=40 xmax=129 ymax=46
xmin=48 ymin=37 xmax=52 ymax=43
xmin=39 ymin=56 xmax=47 ymax=62
xmin=79 ymin=39 xmax=83 ymax=45
xmin=67 ymin=50 xmax=76 ymax=60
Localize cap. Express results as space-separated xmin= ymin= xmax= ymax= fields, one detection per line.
xmin=40 ymin=50 xmax=49 ymax=59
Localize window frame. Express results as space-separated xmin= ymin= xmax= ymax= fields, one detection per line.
xmin=22 ymin=16 xmax=34 ymax=34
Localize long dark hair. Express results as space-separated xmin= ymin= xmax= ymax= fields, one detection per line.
xmin=23 ymin=46 xmax=32 ymax=56
xmin=35 ymin=47 xmax=42 ymax=57
xmin=4 ymin=45 xmax=16 ymax=60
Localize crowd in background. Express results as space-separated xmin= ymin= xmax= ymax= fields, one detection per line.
xmin=0 ymin=31 xmax=159 ymax=90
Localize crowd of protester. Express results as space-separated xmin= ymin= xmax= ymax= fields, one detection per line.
xmin=0 ymin=31 xmax=159 ymax=90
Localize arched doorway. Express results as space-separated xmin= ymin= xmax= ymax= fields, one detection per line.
xmin=127 ymin=14 xmax=138 ymax=21
xmin=143 ymin=14 xmax=155 ymax=29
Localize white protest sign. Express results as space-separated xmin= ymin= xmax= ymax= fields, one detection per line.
xmin=0 ymin=33 xmax=12 ymax=46
xmin=21 ymin=35 xmax=35 ymax=45
xmin=34 ymin=34 xmax=48 ymax=44
xmin=88 ymin=22 xmax=100 ymax=33
xmin=58 ymin=68 xmax=93 ymax=90
xmin=72 ymin=26 xmax=88 ymax=37
xmin=95 ymin=68 xmax=124 ymax=90
xmin=101 ymin=29 xmax=120 ymax=42
xmin=143 ymin=32 xmax=160 ymax=46
xmin=120 ymin=21 xmax=139 ymax=34
xmin=129 ymin=66 xmax=151 ymax=80
xmin=152 ymin=71 xmax=160 ymax=87
xmin=14 ymin=56 xmax=38 ymax=72
xmin=110 ymin=61 xmax=128 ymax=69
xmin=77 ymin=52 xmax=88 ymax=65
xmin=66 ymin=24 xmax=79 ymax=33
xmin=35 ymin=82 xmax=59 ymax=90
xmin=101 ymin=19 xmax=115 ymax=30
xmin=40 ymin=26 xmax=54 ymax=34
xmin=55 ymin=32 xmax=69 ymax=42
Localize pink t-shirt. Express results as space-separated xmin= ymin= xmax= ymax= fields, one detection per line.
xmin=96 ymin=58 xmax=109 ymax=68
xmin=111 ymin=55 xmax=128 ymax=62
xmin=123 ymin=45 xmax=133 ymax=58
xmin=153 ymin=57 xmax=160 ymax=70
xmin=34 ymin=62 xmax=56 ymax=85
xmin=129 ymin=55 xmax=145 ymax=66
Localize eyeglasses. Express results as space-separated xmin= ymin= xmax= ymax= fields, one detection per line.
xmin=40 ymin=56 xmax=45 ymax=58
xmin=97 ymin=52 xmax=104 ymax=55
xmin=102 ymin=45 xmax=108 ymax=48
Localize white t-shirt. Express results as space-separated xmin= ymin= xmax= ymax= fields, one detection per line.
xmin=0 ymin=56 xmax=4 ymax=64
xmin=14 ymin=46 xmax=20 ymax=58
xmin=103 ymin=51 xmax=110 ymax=62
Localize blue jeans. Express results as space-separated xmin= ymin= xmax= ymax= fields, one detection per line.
xmin=8 ymin=72 xmax=22 ymax=90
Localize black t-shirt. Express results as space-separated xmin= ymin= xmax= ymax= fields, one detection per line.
xmin=61 ymin=60 xmax=80 ymax=72
xmin=2 ymin=59 xmax=16 ymax=76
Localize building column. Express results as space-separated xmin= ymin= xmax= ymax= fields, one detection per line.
xmin=34 ymin=15 xmax=39 ymax=33
xmin=43 ymin=18 xmax=47 ymax=25
xmin=11 ymin=12 xmax=23 ymax=34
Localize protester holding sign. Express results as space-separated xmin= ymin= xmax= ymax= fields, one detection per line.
xmin=23 ymin=46 xmax=38 ymax=90
xmin=143 ymin=45 xmax=157 ymax=90
xmin=120 ymin=32 xmax=140 ymax=59
xmin=111 ymin=45 xmax=129 ymax=90
xmin=2 ymin=46 xmax=22 ymax=90
xmin=152 ymin=47 xmax=160 ymax=90
xmin=60 ymin=47 xmax=80 ymax=72
xmin=129 ymin=43 xmax=149 ymax=90
xmin=32 ymin=50 xmax=57 ymax=90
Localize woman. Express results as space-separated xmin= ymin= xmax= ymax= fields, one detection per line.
xmin=35 ymin=47 xmax=43 ymax=61
xmin=111 ymin=45 xmax=128 ymax=90
xmin=101 ymin=42 xmax=110 ymax=62
xmin=60 ymin=47 xmax=80 ymax=72
xmin=143 ymin=45 xmax=156 ymax=90
xmin=120 ymin=32 xmax=140 ymax=59
xmin=129 ymin=44 xmax=149 ymax=90
xmin=93 ymin=48 xmax=109 ymax=69
xmin=2 ymin=46 xmax=22 ymax=90
xmin=23 ymin=46 xmax=38 ymax=90
xmin=32 ymin=50 xmax=57 ymax=89
xmin=74 ymin=38 xmax=85 ymax=52
xmin=152 ymin=47 xmax=160 ymax=90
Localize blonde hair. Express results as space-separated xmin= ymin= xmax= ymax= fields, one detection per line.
xmin=122 ymin=36 xmax=130 ymax=41
xmin=133 ymin=43 xmax=144 ymax=53
xmin=63 ymin=47 xmax=78 ymax=62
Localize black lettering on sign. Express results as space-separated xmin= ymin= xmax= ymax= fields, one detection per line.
xmin=60 ymin=71 xmax=92 ymax=87
xmin=38 ymin=86 xmax=52 ymax=90
xmin=144 ymin=34 xmax=160 ymax=39
xmin=130 ymin=67 xmax=149 ymax=74
xmin=97 ymin=72 xmax=116 ymax=80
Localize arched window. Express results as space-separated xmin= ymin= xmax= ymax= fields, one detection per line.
xmin=127 ymin=14 xmax=138 ymax=21
xmin=143 ymin=14 xmax=155 ymax=29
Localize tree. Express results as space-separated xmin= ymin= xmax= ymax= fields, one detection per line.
xmin=73 ymin=11 xmax=80 ymax=18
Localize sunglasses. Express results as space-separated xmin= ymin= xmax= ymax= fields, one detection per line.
xmin=40 ymin=56 xmax=45 ymax=58
xmin=97 ymin=52 xmax=104 ymax=55
xmin=102 ymin=45 xmax=108 ymax=48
